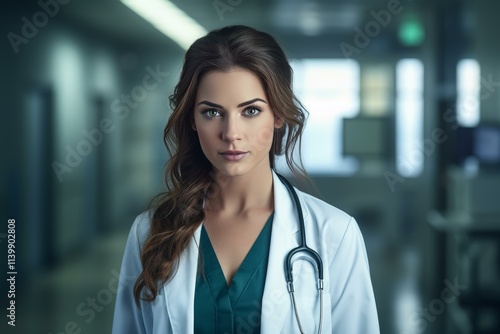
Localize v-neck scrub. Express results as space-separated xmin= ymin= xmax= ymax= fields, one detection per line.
xmin=194 ymin=212 xmax=274 ymax=334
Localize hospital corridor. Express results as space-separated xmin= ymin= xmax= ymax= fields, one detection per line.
xmin=2 ymin=0 xmax=500 ymax=333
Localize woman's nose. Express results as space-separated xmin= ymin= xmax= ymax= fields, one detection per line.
xmin=222 ymin=114 xmax=241 ymax=142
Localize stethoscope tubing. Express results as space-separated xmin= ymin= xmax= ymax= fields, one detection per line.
xmin=275 ymin=172 xmax=324 ymax=334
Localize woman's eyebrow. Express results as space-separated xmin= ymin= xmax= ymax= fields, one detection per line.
xmin=237 ymin=98 xmax=267 ymax=107
xmin=196 ymin=98 xmax=267 ymax=109
xmin=196 ymin=100 xmax=223 ymax=108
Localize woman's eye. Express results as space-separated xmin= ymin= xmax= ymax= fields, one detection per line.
xmin=203 ymin=109 xmax=221 ymax=118
xmin=244 ymin=107 xmax=261 ymax=117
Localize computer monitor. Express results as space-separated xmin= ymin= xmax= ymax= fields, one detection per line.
xmin=342 ymin=116 xmax=392 ymax=159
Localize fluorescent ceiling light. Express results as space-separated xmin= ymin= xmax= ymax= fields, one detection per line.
xmin=121 ymin=0 xmax=208 ymax=50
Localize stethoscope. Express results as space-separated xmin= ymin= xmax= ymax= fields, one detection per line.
xmin=276 ymin=172 xmax=324 ymax=334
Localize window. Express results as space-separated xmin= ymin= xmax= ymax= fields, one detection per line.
xmin=395 ymin=59 xmax=424 ymax=177
xmin=276 ymin=59 xmax=360 ymax=175
xmin=457 ymin=59 xmax=480 ymax=127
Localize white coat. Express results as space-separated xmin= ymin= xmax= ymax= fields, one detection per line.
xmin=112 ymin=170 xmax=380 ymax=333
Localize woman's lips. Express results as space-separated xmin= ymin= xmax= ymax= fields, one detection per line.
xmin=219 ymin=152 xmax=248 ymax=161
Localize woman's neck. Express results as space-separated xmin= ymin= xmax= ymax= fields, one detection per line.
xmin=205 ymin=166 xmax=274 ymax=216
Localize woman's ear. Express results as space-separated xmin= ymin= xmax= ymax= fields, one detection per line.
xmin=274 ymin=116 xmax=284 ymax=129
xmin=191 ymin=120 xmax=197 ymax=131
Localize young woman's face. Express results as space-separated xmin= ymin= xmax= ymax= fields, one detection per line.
xmin=193 ymin=67 xmax=283 ymax=177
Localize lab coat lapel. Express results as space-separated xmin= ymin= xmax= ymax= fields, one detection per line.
xmin=260 ymin=170 xmax=304 ymax=333
xmin=162 ymin=225 xmax=202 ymax=334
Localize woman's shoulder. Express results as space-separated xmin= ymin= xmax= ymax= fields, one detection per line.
xmin=127 ymin=209 xmax=155 ymax=247
xmin=295 ymin=187 xmax=354 ymax=226
xmin=294 ymin=188 xmax=368 ymax=269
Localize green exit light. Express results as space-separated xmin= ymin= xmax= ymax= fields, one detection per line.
xmin=399 ymin=17 xmax=425 ymax=46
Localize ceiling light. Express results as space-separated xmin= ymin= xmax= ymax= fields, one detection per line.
xmin=120 ymin=0 xmax=208 ymax=50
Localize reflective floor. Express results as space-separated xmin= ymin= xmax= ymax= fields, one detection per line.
xmin=10 ymin=230 xmax=129 ymax=334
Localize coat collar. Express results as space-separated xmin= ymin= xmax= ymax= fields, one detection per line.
xmin=162 ymin=169 xmax=307 ymax=333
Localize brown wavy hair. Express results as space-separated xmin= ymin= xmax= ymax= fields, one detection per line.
xmin=133 ymin=25 xmax=311 ymax=305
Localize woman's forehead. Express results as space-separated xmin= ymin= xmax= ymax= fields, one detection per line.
xmin=195 ymin=68 xmax=267 ymax=106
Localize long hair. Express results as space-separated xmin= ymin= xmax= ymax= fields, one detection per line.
xmin=133 ymin=25 xmax=310 ymax=305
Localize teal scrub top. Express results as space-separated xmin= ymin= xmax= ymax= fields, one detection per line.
xmin=194 ymin=212 xmax=274 ymax=334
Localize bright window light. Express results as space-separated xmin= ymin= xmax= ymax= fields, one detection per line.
xmin=457 ymin=59 xmax=480 ymax=127
xmin=120 ymin=0 xmax=208 ymax=50
xmin=396 ymin=59 xmax=424 ymax=177
xmin=276 ymin=59 xmax=359 ymax=175
xmin=361 ymin=65 xmax=392 ymax=117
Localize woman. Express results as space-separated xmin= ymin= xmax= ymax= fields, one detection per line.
xmin=112 ymin=25 xmax=379 ymax=334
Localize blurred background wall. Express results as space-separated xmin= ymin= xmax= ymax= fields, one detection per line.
xmin=1 ymin=0 xmax=500 ymax=333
